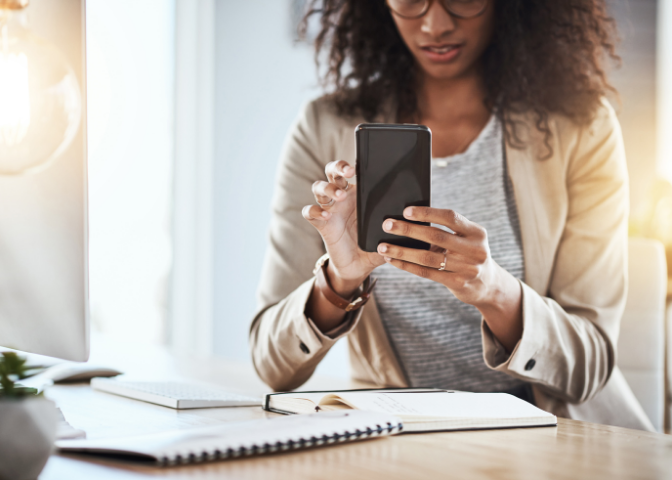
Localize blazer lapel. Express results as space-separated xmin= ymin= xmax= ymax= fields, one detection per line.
xmin=505 ymin=116 xmax=568 ymax=295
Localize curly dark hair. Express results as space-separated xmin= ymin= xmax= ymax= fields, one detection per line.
xmin=302 ymin=0 xmax=619 ymax=150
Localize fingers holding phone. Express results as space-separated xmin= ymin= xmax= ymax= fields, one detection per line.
xmin=376 ymin=206 xmax=516 ymax=310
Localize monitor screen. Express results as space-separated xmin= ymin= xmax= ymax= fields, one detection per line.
xmin=0 ymin=0 xmax=88 ymax=361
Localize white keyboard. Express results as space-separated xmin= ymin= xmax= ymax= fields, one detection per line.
xmin=91 ymin=378 xmax=261 ymax=409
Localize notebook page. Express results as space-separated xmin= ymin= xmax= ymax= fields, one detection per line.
xmin=333 ymin=392 xmax=554 ymax=419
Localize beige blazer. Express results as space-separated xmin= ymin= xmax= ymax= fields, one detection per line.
xmin=250 ymin=96 xmax=654 ymax=431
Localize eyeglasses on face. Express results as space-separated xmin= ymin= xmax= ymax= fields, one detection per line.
xmin=386 ymin=0 xmax=489 ymax=19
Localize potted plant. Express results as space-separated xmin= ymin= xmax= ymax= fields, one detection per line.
xmin=0 ymin=352 xmax=58 ymax=480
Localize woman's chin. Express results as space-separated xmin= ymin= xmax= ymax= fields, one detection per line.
xmin=419 ymin=63 xmax=473 ymax=83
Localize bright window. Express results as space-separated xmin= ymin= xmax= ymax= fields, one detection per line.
xmin=86 ymin=0 xmax=175 ymax=344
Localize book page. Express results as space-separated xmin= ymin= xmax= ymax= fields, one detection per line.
xmin=279 ymin=392 xmax=328 ymax=404
xmin=269 ymin=389 xmax=442 ymax=413
xmin=330 ymin=392 xmax=554 ymax=419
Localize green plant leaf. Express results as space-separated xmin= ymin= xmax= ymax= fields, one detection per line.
xmin=0 ymin=352 xmax=41 ymax=398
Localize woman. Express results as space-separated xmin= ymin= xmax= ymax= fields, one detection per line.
xmin=250 ymin=0 xmax=653 ymax=430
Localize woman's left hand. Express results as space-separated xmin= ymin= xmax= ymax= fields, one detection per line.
xmin=377 ymin=206 xmax=523 ymax=351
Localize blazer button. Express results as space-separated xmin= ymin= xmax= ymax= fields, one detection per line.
xmin=299 ymin=342 xmax=310 ymax=354
xmin=524 ymin=359 xmax=536 ymax=371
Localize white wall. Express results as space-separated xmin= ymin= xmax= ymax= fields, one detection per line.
xmin=658 ymin=0 xmax=672 ymax=181
xmin=86 ymin=0 xmax=174 ymax=344
xmin=171 ymin=0 xmax=216 ymax=356
xmin=212 ymin=0 xmax=349 ymax=378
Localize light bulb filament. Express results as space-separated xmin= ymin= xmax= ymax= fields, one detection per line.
xmin=0 ymin=51 xmax=31 ymax=147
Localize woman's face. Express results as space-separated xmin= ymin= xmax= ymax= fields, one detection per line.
xmin=390 ymin=0 xmax=496 ymax=81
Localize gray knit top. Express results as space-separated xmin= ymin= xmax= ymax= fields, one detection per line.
xmin=373 ymin=115 xmax=526 ymax=392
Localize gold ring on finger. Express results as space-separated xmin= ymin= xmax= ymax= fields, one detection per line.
xmin=343 ymin=182 xmax=350 ymax=192
xmin=318 ymin=198 xmax=335 ymax=208
xmin=437 ymin=250 xmax=447 ymax=271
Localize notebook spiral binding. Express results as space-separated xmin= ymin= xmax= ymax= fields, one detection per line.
xmin=158 ymin=420 xmax=404 ymax=466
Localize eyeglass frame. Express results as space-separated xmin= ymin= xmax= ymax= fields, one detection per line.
xmin=385 ymin=0 xmax=489 ymax=20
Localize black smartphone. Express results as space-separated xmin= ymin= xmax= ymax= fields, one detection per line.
xmin=355 ymin=123 xmax=431 ymax=253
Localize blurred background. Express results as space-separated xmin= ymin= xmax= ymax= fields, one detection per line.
xmin=85 ymin=0 xmax=672 ymax=381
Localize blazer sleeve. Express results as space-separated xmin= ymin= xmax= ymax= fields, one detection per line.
xmin=249 ymin=99 xmax=362 ymax=392
xmin=482 ymin=101 xmax=629 ymax=404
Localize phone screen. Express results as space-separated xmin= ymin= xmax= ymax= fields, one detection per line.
xmin=356 ymin=124 xmax=431 ymax=253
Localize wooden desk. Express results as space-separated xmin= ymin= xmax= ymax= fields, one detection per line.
xmin=39 ymin=336 xmax=672 ymax=480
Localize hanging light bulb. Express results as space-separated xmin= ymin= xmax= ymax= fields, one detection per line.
xmin=0 ymin=0 xmax=82 ymax=175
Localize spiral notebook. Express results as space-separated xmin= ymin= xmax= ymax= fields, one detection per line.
xmin=56 ymin=411 xmax=403 ymax=466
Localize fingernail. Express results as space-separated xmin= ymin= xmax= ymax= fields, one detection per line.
xmin=335 ymin=189 xmax=344 ymax=198
xmin=345 ymin=166 xmax=354 ymax=175
xmin=383 ymin=220 xmax=394 ymax=231
xmin=378 ymin=245 xmax=388 ymax=253
xmin=322 ymin=211 xmax=331 ymax=218
xmin=404 ymin=207 xmax=414 ymax=218
xmin=384 ymin=256 xmax=391 ymax=262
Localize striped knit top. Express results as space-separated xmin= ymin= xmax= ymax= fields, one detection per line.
xmin=373 ymin=115 xmax=526 ymax=392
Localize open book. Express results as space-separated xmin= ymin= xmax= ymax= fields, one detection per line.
xmin=264 ymin=389 xmax=557 ymax=433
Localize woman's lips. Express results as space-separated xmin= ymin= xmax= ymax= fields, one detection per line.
xmin=419 ymin=44 xmax=463 ymax=63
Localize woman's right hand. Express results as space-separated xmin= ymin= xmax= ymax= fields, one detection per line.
xmin=302 ymin=160 xmax=385 ymax=297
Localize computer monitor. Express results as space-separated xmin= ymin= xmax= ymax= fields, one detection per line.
xmin=0 ymin=0 xmax=88 ymax=361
